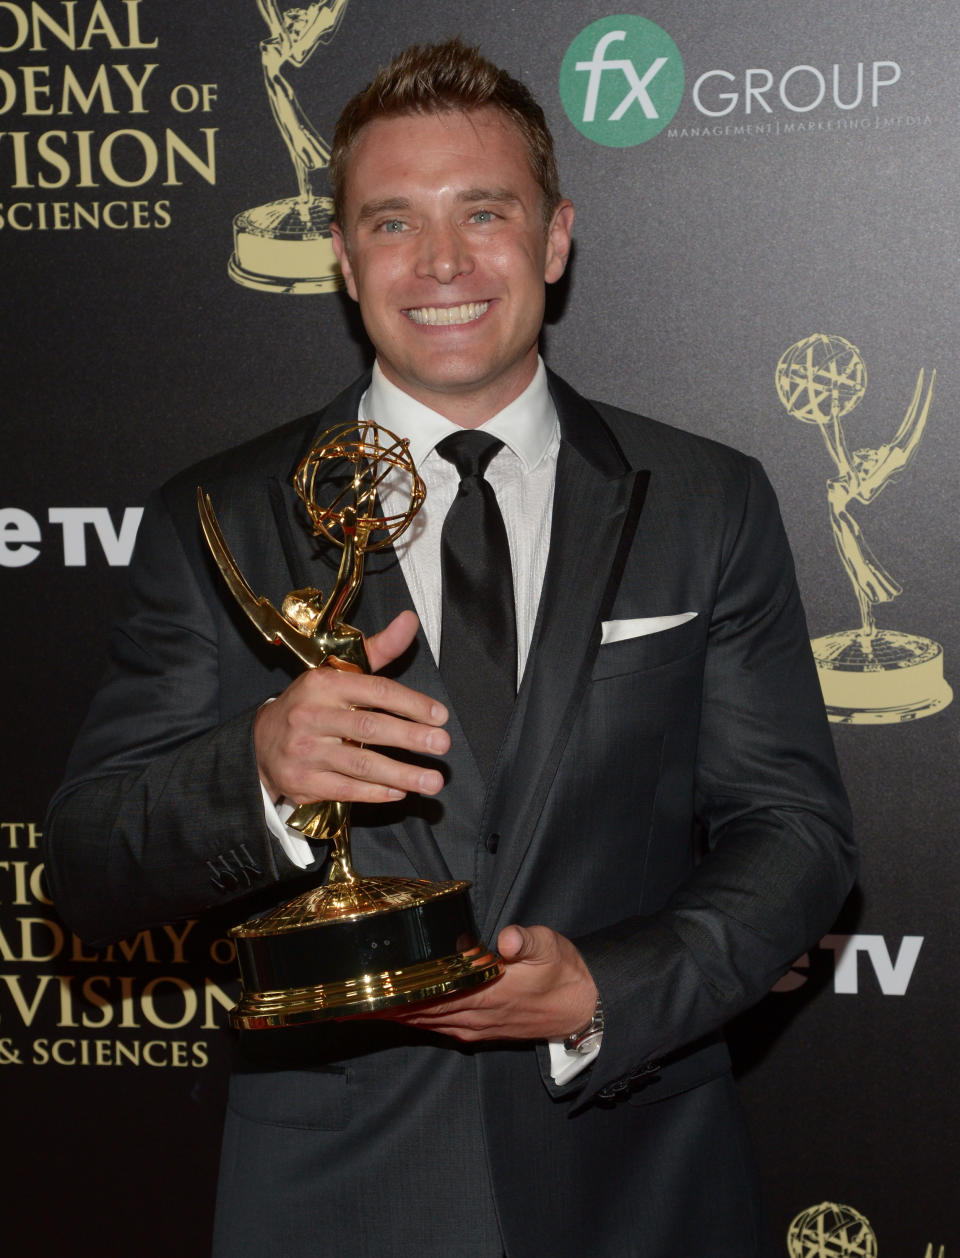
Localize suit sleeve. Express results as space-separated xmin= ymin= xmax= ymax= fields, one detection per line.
xmin=572 ymin=457 xmax=856 ymax=1101
xmin=42 ymin=487 xmax=315 ymax=946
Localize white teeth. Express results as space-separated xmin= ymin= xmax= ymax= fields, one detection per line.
xmin=406 ymin=301 xmax=489 ymax=326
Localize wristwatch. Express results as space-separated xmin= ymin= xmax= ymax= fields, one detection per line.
xmin=562 ymin=997 xmax=604 ymax=1056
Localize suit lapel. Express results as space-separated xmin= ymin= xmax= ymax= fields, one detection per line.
xmin=480 ymin=374 xmax=649 ymax=935
xmin=359 ymin=541 xmax=476 ymax=884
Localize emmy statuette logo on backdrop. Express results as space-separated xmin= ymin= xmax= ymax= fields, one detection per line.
xmin=229 ymin=0 xmax=351 ymax=294
xmin=787 ymin=1203 xmax=877 ymax=1258
xmin=787 ymin=1201 xmax=945 ymax=1258
xmin=775 ymin=333 xmax=952 ymax=724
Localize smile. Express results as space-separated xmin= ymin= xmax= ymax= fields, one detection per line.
xmin=405 ymin=302 xmax=490 ymax=326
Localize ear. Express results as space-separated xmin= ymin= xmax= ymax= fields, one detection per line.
xmin=544 ymin=199 xmax=575 ymax=284
xmin=330 ymin=223 xmax=359 ymax=302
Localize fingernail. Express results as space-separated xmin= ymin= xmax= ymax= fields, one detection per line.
xmin=419 ymin=771 xmax=443 ymax=793
xmin=425 ymin=730 xmax=446 ymax=752
xmin=386 ymin=788 xmax=404 ymax=800
xmin=430 ymin=703 xmax=447 ymax=722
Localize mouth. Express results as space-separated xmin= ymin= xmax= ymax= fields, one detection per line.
xmin=404 ymin=301 xmax=490 ymax=327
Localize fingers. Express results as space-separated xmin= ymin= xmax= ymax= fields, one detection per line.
xmin=295 ymin=666 xmax=447 ymax=732
xmin=381 ymin=926 xmax=599 ymax=1043
xmin=254 ymin=612 xmax=450 ymax=804
xmin=364 ymin=609 xmax=420 ymax=673
xmin=280 ymin=740 xmax=445 ymax=805
xmin=301 ymin=666 xmax=449 ymax=745
xmin=309 ymin=696 xmax=447 ymax=756
xmin=497 ymin=924 xmax=566 ymax=964
xmin=497 ymin=923 xmax=534 ymax=961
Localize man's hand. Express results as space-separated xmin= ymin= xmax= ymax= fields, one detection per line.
xmin=255 ymin=610 xmax=450 ymax=805
xmin=386 ymin=925 xmax=598 ymax=1042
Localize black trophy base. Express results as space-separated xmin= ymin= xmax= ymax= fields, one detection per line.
xmin=229 ymin=877 xmax=503 ymax=1030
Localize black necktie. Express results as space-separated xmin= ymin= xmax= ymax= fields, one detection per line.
xmin=437 ymin=431 xmax=518 ymax=779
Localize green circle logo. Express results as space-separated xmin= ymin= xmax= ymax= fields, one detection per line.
xmin=559 ymin=15 xmax=684 ymax=147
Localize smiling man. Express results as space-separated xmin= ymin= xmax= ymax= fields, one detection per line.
xmin=330 ymin=107 xmax=573 ymax=422
xmin=45 ymin=39 xmax=855 ymax=1258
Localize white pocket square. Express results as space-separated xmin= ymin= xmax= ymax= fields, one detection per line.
xmin=601 ymin=612 xmax=697 ymax=645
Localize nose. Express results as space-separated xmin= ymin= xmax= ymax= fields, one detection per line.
xmin=414 ymin=220 xmax=474 ymax=284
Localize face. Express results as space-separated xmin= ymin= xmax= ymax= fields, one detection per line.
xmin=331 ymin=108 xmax=574 ymax=425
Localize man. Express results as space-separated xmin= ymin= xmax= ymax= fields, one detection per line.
xmin=45 ymin=38 xmax=855 ymax=1258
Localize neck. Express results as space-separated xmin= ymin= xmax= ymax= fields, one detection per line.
xmin=376 ymin=355 xmax=540 ymax=429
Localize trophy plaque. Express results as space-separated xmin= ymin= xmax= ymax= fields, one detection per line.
xmin=198 ymin=422 xmax=503 ymax=1028
xmin=229 ymin=0 xmax=351 ymax=294
xmin=775 ymin=333 xmax=952 ymax=724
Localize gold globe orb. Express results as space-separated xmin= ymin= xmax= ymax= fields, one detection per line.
xmin=787 ymin=1202 xmax=878 ymax=1258
xmin=776 ymin=333 xmax=867 ymax=426
xmin=294 ymin=420 xmax=426 ymax=551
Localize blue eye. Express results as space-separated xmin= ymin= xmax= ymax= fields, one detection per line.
xmin=471 ymin=209 xmax=495 ymax=223
xmin=381 ymin=219 xmax=405 ymax=233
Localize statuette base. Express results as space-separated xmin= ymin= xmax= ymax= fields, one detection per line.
xmin=813 ymin=628 xmax=952 ymax=724
xmin=229 ymin=877 xmax=503 ymax=1029
xmin=229 ymin=196 xmax=342 ymax=294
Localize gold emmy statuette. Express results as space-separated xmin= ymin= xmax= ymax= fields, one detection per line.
xmin=228 ymin=0 xmax=351 ymax=294
xmin=198 ymin=423 xmax=504 ymax=1028
xmin=775 ymin=333 xmax=952 ymax=724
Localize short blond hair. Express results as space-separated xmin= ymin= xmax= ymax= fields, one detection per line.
xmin=330 ymin=38 xmax=561 ymax=227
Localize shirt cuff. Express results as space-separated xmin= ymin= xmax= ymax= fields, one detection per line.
xmin=260 ymin=781 xmax=316 ymax=868
xmin=547 ymin=1036 xmax=601 ymax=1087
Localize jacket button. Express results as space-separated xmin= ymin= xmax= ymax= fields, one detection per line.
xmin=599 ymin=1079 xmax=628 ymax=1100
xmin=485 ymin=832 xmax=500 ymax=854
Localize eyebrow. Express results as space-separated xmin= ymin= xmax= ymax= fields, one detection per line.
xmin=456 ymin=187 xmax=522 ymax=206
xmin=354 ymin=188 xmax=524 ymax=224
xmin=355 ymin=197 xmax=412 ymax=223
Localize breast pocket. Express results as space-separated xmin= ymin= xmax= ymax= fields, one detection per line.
xmin=591 ymin=613 xmax=704 ymax=681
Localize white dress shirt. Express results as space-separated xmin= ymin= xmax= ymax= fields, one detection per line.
xmin=369 ymin=358 xmax=559 ymax=680
xmin=261 ymin=359 xmax=596 ymax=1080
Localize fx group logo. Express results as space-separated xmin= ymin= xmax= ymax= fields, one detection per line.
xmin=559 ymin=15 xmax=684 ymax=147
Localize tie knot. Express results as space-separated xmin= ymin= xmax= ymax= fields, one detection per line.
xmin=436 ymin=431 xmax=504 ymax=481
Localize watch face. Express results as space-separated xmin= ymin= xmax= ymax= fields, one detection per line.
xmin=575 ymin=1030 xmax=603 ymax=1055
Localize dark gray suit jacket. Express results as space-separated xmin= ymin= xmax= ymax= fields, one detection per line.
xmin=45 ymin=371 xmax=855 ymax=1257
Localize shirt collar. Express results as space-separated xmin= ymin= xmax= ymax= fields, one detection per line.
xmin=360 ymin=359 xmax=557 ymax=473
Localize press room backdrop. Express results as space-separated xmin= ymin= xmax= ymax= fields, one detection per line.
xmin=3 ymin=3 xmax=956 ymax=1254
